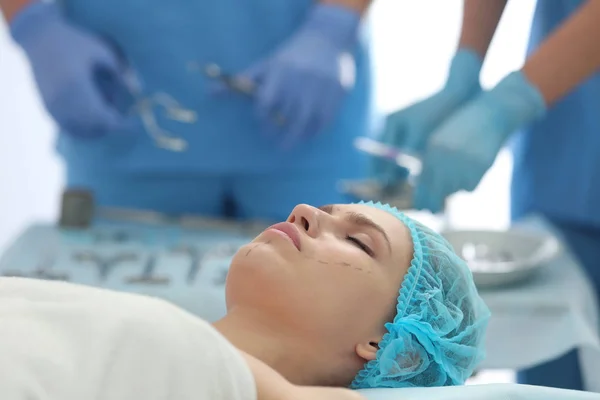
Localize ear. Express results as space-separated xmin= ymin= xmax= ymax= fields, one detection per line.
xmin=355 ymin=338 xmax=382 ymax=362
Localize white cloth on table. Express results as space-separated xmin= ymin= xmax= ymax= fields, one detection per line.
xmin=358 ymin=383 xmax=600 ymax=400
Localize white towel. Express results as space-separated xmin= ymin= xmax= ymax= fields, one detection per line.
xmin=0 ymin=277 xmax=256 ymax=400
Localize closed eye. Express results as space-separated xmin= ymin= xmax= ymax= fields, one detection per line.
xmin=346 ymin=235 xmax=374 ymax=256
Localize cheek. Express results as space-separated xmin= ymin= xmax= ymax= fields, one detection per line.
xmin=309 ymin=252 xmax=386 ymax=305
xmin=345 ymin=278 xmax=400 ymax=325
xmin=306 ymin=243 xmax=375 ymax=275
xmin=225 ymin=243 xmax=290 ymax=308
xmin=308 ymin=276 xmax=397 ymax=338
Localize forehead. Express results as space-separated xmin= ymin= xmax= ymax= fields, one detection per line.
xmin=334 ymin=204 xmax=412 ymax=251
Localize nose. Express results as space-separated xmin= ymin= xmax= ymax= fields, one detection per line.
xmin=288 ymin=204 xmax=321 ymax=238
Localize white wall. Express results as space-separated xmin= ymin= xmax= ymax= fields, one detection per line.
xmin=370 ymin=0 xmax=536 ymax=231
xmin=0 ymin=0 xmax=535 ymax=249
xmin=0 ymin=19 xmax=64 ymax=252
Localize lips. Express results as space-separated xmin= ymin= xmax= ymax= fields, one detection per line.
xmin=267 ymin=222 xmax=301 ymax=251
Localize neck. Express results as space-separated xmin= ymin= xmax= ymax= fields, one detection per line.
xmin=213 ymin=307 xmax=325 ymax=386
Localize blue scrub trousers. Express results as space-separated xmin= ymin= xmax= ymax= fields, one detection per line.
xmin=515 ymin=218 xmax=600 ymax=391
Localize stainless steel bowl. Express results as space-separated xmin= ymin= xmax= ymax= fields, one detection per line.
xmin=442 ymin=229 xmax=561 ymax=289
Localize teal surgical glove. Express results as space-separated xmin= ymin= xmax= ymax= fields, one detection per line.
xmin=415 ymin=71 xmax=547 ymax=213
xmin=371 ymin=49 xmax=483 ymax=187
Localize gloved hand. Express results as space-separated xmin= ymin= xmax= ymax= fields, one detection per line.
xmin=414 ymin=71 xmax=547 ymax=213
xmin=234 ymin=4 xmax=361 ymax=148
xmin=371 ymin=49 xmax=482 ymax=187
xmin=10 ymin=1 xmax=131 ymax=138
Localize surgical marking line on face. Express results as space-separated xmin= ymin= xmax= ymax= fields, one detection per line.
xmin=245 ymin=244 xmax=260 ymax=256
xmin=337 ymin=260 xmax=372 ymax=274
xmin=245 ymin=240 xmax=271 ymax=256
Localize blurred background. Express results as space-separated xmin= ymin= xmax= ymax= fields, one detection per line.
xmin=0 ymin=0 xmax=536 ymax=253
xmin=0 ymin=0 xmax=537 ymax=385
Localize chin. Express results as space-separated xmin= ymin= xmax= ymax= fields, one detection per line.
xmin=225 ymin=244 xmax=297 ymax=309
xmin=232 ymin=236 xmax=291 ymax=266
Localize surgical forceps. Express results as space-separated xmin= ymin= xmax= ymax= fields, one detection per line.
xmin=72 ymin=251 xmax=138 ymax=281
xmin=171 ymin=245 xmax=202 ymax=284
xmin=95 ymin=206 xmax=270 ymax=237
xmin=125 ymin=253 xmax=170 ymax=285
xmin=170 ymin=242 xmax=241 ymax=285
xmin=338 ymin=137 xmax=423 ymax=210
xmin=2 ymin=243 xmax=69 ymax=281
xmin=95 ymin=66 xmax=197 ymax=152
xmin=189 ymin=62 xmax=286 ymax=126
xmin=354 ymin=137 xmax=423 ymax=178
xmin=341 ymin=137 xmax=450 ymax=221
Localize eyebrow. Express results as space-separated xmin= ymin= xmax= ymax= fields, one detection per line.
xmin=318 ymin=205 xmax=392 ymax=253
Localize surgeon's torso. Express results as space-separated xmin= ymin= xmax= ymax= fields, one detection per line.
xmin=510 ymin=0 xmax=600 ymax=228
xmin=56 ymin=0 xmax=371 ymax=177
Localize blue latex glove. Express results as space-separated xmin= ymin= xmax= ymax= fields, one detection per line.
xmin=10 ymin=1 xmax=131 ymax=138
xmin=371 ymin=49 xmax=482 ymax=187
xmin=415 ymin=71 xmax=547 ymax=213
xmin=234 ymin=4 xmax=361 ymax=148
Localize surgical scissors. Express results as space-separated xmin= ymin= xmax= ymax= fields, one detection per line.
xmin=134 ymin=93 xmax=196 ymax=152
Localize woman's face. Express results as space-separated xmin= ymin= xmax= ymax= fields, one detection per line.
xmin=226 ymin=203 xmax=413 ymax=352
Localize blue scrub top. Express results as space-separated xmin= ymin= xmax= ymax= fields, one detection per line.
xmin=57 ymin=0 xmax=372 ymax=180
xmin=510 ymin=0 xmax=600 ymax=228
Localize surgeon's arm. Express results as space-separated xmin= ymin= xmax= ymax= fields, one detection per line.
xmin=521 ymin=0 xmax=600 ymax=106
xmin=319 ymin=0 xmax=372 ymax=14
xmin=458 ymin=0 xmax=508 ymax=58
xmin=0 ymin=0 xmax=30 ymax=21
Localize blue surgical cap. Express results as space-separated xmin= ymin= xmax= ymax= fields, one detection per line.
xmin=350 ymin=201 xmax=491 ymax=389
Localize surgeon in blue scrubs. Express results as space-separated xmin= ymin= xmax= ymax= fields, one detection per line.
xmin=1 ymin=0 xmax=373 ymax=221
xmin=373 ymin=0 xmax=600 ymax=391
